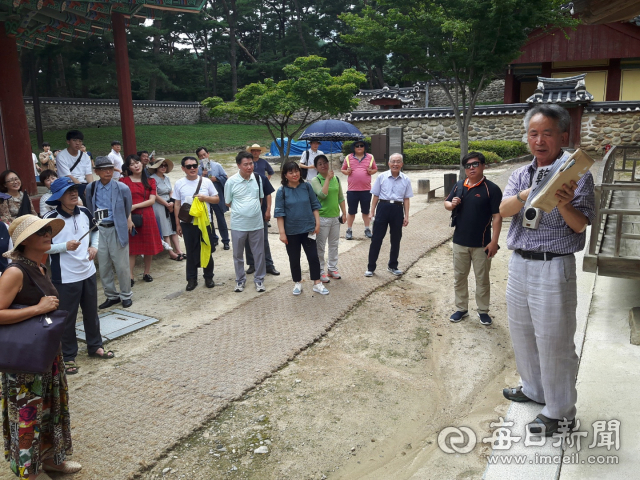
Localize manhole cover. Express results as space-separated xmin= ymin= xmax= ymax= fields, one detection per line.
xmin=76 ymin=309 xmax=158 ymax=342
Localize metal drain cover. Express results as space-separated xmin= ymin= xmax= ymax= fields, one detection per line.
xmin=76 ymin=309 xmax=158 ymax=342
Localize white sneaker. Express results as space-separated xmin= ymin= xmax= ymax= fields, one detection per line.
xmin=292 ymin=282 xmax=303 ymax=296
xmin=234 ymin=282 xmax=245 ymax=293
xmin=364 ymin=270 xmax=374 ymax=277
xmin=312 ymin=283 xmax=330 ymax=295
xmin=161 ymin=240 xmax=173 ymax=251
xmin=255 ymin=281 xmax=266 ymax=292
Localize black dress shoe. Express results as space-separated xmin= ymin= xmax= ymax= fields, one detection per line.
xmin=246 ymin=265 xmax=256 ymax=274
xmin=528 ymin=414 xmax=575 ymax=437
xmin=186 ymin=279 xmax=198 ymax=291
xmin=223 ymin=243 xmax=230 ymax=250
xmin=205 ymin=278 xmax=215 ymax=288
xmin=503 ymin=386 xmax=545 ymax=405
xmin=122 ymin=299 xmax=133 ymax=308
xmin=266 ymin=266 xmax=280 ymax=276
xmin=99 ymin=298 xmax=121 ymax=309
xmin=143 ymin=274 xmax=153 ymax=282
xmin=131 ymin=279 xmax=135 ymax=287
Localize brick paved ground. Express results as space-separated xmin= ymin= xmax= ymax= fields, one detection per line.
xmin=0 ymin=163 xmax=522 ymax=480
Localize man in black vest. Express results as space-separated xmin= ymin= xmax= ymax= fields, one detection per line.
xmin=444 ymin=152 xmax=502 ymax=326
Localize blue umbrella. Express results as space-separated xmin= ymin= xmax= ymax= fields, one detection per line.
xmin=298 ymin=119 xmax=364 ymax=142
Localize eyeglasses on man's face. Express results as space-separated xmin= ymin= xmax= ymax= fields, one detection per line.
xmin=184 ymin=164 xmax=198 ymax=169
xmin=464 ymin=161 xmax=481 ymax=169
xmin=35 ymin=226 xmax=53 ymax=237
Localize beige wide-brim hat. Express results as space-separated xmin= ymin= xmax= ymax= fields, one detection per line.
xmin=2 ymin=214 xmax=65 ymax=259
xmin=247 ymin=144 xmax=267 ymax=153
xmin=148 ymin=158 xmax=174 ymax=173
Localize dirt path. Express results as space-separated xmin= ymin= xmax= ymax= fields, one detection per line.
xmin=141 ymin=227 xmax=516 ymax=480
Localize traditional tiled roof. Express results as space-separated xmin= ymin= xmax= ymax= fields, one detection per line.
xmin=23 ymin=97 xmax=202 ymax=108
xmin=526 ymin=75 xmax=594 ymax=104
xmin=344 ymin=103 xmax=530 ymax=122
xmin=0 ymin=0 xmax=206 ymax=49
xmin=585 ymin=101 xmax=640 ymax=113
xmin=356 ymin=82 xmax=426 ymax=97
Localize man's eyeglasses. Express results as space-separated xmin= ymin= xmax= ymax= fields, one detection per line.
xmin=35 ymin=226 xmax=53 ymax=237
xmin=4 ymin=177 xmax=20 ymax=184
xmin=464 ymin=161 xmax=481 ymax=169
xmin=184 ymin=164 xmax=198 ymax=169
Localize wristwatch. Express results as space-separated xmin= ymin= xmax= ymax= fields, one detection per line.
xmin=516 ymin=191 xmax=526 ymax=204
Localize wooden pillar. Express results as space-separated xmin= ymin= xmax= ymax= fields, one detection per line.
xmin=541 ymin=62 xmax=552 ymax=78
xmin=504 ymin=68 xmax=517 ymax=104
xmin=112 ymin=12 xmax=137 ymax=156
xmin=606 ymin=58 xmax=621 ymax=102
xmin=568 ymin=105 xmax=584 ymax=149
xmin=0 ymin=23 xmax=37 ymax=194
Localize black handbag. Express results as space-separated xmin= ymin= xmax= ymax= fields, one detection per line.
xmin=131 ymin=213 xmax=143 ymax=228
xmin=0 ymin=268 xmax=67 ymax=374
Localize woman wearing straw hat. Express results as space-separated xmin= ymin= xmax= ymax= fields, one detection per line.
xmin=0 ymin=214 xmax=81 ymax=479
xmin=148 ymin=158 xmax=185 ymax=260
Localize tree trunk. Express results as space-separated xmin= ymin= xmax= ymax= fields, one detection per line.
xmin=56 ymin=53 xmax=67 ymax=96
xmin=375 ymin=65 xmax=385 ymax=88
xmin=221 ymin=0 xmax=238 ymax=96
xmin=148 ymin=19 xmax=162 ymax=100
xmin=212 ymin=60 xmax=217 ymax=97
xmin=292 ymin=0 xmax=308 ymax=56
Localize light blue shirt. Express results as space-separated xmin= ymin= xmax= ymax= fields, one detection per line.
xmin=371 ymin=170 xmax=413 ymax=201
xmin=95 ymin=180 xmax=113 ymax=222
xmin=224 ymin=173 xmax=264 ymax=231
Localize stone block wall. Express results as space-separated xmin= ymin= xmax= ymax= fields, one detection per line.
xmin=352 ymin=113 xmax=526 ymax=145
xmin=427 ymin=79 xmax=505 ymax=107
xmin=580 ymin=111 xmax=640 ymax=153
xmin=24 ymin=98 xmax=202 ymax=131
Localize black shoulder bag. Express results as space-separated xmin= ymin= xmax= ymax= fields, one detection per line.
xmin=300 ymin=150 xmax=309 ymax=180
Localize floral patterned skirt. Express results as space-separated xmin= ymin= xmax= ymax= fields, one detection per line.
xmin=1 ymin=353 xmax=72 ymax=479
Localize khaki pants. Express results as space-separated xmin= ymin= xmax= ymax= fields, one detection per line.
xmin=452 ymin=242 xmax=491 ymax=314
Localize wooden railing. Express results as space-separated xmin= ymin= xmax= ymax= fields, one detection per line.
xmin=584 ymin=146 xmax=640 ymax=278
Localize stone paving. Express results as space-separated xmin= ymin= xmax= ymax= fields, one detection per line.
xmin=0 ymin=163 xmax=522 ymax=480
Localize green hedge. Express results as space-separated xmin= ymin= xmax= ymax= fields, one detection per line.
xmin=404 ymin=146 xmax=501 ymax=166
xmin=436 ymin=140 xmax=528 ymax=159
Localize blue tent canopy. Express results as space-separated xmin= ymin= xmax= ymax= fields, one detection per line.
xmin=266 ymin=138 xmax=343 ymax=156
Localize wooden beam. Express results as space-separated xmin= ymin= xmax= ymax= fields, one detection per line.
xmin=112 ymin=12 xmax=137 ymax=156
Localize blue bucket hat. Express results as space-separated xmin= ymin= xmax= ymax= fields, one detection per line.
xmin=45 ymin=177 xmax=87 ymax=205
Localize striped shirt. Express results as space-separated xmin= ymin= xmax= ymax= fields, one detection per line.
xmin=504 ymin=153 xmax=595 ymax=254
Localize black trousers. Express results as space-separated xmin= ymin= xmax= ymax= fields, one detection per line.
xmin=181 ymin=221 xmax=215 ymax=281
xmin=56 ymin=273 xmax=103 ymax=362
xmin=285 ymin=232 xmax=321 ymax=282
xmin=211 ymin=204 xmax=229 ymax=244
xmin=368 ymin=202 xmax=404 ymax=272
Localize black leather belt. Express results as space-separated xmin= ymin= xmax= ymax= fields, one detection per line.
xmin=516 ymin=249 xmax=570 ymax=261
xmin=100 ymin=223 xmax=114 ymax=228
xmin=379 ymin=199 xmax=403 ymax=205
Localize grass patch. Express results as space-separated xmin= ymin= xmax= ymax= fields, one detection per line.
xmin=30 ymin=123 xmax=280 ymax=156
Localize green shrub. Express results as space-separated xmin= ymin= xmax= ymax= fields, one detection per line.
xmin=404 ymin=145 xmax=500 ymax=166
xmin=342 ymin=137 xmax=372 ymax=155
xmin=430 ymin=140 xmax=527 ymax=159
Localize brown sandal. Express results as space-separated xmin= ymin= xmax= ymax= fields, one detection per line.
xmin=64 ymin=361 xmax=79 ymax=375
xmin=43 ymin=460 xmax=82 ymax=474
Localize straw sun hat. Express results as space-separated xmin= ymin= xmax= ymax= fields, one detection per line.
xmin=148 ymin=158 xmax=174 ymax=173
xmin=2 ymin=214 xmax=65 ymax=259
xmin=247 ymin=144 xmax=267 ymax=153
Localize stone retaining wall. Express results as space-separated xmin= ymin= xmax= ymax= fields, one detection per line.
xmin=427 ymin=79 xmax=505 ymax=107
xmin=580 ymin=110 xmax=640 ymax=152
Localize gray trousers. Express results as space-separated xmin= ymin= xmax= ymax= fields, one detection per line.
xmin=245 ymin=219 xmax=274 ymax=268
xmin=317 ymin=216 xmax=340 ymax=275
xmin=231 ymin=228 xmax=265 ymax=284
xmin=97 ymin=225 xmax=132 ymax=301
xmin=56 ymin=273 xmax=103 ymax=362
xmin=453 ymin=242 xmax=491 ymax=314
xmin=506 ymin=252 xmax=579 ymax=420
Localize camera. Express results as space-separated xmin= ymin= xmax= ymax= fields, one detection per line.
xmin=522 ymin=207 xmax=542 ymax=229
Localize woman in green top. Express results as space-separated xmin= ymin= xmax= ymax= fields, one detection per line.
xmin=310 ymin=155 xmax=347 ymax=283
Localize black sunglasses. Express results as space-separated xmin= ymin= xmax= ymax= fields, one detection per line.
xmin=464 ymin=161 xmax=481 ymax=169
xmin=184 ymin=164 xmax=198 ymax=169
xmin=35 ymin=226 xmax=53 ymax=237
xmin=354 ymin=144 xmax=365 ymax=148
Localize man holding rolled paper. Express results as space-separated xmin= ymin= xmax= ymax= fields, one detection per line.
xmin=44 ymin=177 xmax=114 ymax=375
xmin=499 ymin=104 xmax=595 ymax=436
